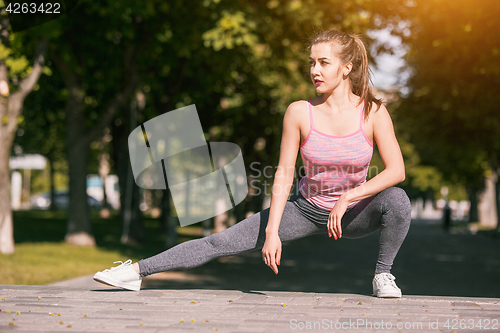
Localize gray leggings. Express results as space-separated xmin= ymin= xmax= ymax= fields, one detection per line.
xmin=137 ymin=185 xmax=411 ymax=277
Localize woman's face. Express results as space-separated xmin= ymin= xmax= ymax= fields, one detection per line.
xmin=309 ymin=42 xmax=346 ymax=94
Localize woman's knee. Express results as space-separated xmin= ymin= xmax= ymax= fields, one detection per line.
xmin=203 ymin=226 xmax=236 ymax=250
xmin=203 ymin=215 xmax=261 ymax=251
xmin=379 ymin=187 xmax=411 ymax=217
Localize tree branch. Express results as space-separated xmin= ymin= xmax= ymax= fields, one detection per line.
xmin=84 ymin=15 xmax=162 ymax=144
xmin=7 ymin=37 xmax=48 ymax=136
xmin=85 ymin=44 xmax=139 ymax=145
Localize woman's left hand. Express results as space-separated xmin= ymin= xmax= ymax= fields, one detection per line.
xmin=327 ymin=195 xmax=349 ymax=240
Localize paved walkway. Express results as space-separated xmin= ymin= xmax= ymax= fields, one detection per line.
xmin=1 ymin=219 xmax=499 ymax=332
xmin=0 ymin=284 xmax=498 ymax=332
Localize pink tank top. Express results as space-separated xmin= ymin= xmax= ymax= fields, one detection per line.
xmin=298 ymin=100 xmax=374 ymax=211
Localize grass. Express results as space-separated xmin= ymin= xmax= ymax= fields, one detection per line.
xmin=0 ymin=210 xmax=203 ymax=285
xmin=0 ymin=242 xmax=135 ymax=285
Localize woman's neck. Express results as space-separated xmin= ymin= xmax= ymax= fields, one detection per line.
xmin=316 ymin=81 xmax=358 ymax=113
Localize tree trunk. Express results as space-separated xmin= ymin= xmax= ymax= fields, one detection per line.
xmin=0 ymin=10 xmax=47 ymax=253
xmin=98 ymin=150 xmax=110 ymax=211
xmin=111 ymin=101 xmax=145 ymax=245
xmin=127 ymin=180 xmax=144 ymax=244
xmin=21 ymin=168 xmax=31 ymax=209
xmin=162 ymin=189 xmax=177 ymax=248
xmin=491 ymin=157 xmax=500 ymax=230
xmin=494 ymin=169 xmax=500 ymax=230
xmin=0 ymin=133 xmax=15 ymax=254
xmin=467 ymin=185 xmax=480 ymax=223
xmin=121 ymin=93 xmax=145 ymax=244
xmin=496 ymin=175 xmax=500 ymax=229
xmin=153 ymin=97 xmax=182 ymax=248
xmin=47 ymin=153 xmax=57 ymax=211
xmin=53 ymin=44 xmax=139 ymax=246
xmin=63 ymin=75 xmax=95 ymax=246
xmin=112 ymin=114 xmax=128 ymax=228
xmin=118 ymin=161 xmax=145 ymax=245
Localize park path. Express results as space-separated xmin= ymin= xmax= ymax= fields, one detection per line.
xmin=0 ymin=219 xmax=498 ymax=332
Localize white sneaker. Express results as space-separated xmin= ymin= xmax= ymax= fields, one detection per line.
xmin=372 ymin=273 xmax=402 ymax=298
xmin=93 ymin=260 xmax=142 ymax=291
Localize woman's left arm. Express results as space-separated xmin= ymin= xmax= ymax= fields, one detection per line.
xmin=327 ymin=104 xmax=405 ymax=239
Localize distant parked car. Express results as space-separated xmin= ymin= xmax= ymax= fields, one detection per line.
xmin=30 ymin=192 xmax=101 ymax=210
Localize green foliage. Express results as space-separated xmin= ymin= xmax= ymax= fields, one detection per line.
xmin=0 ymin=43 xmax=11 ymax=59
xmin=395 ymin=0 xmax=500 ymax=190
xmin=30 ymin=161 xmax=68 ymax=194
xmin=202 ymin=10 xmax=258 ymax=51
xmin=14 ymin=60 xmax=67 ymax=187
xmin=5 ymin=55 xmax=29 ymax=77
xmin=399 ymin=138 xmax=442 ymax=192
xmin=0 ymin=40 xmax=32 ymax=85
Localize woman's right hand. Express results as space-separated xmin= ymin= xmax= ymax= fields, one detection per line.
xmin=262 ymin=233 xmax=282 ymax=274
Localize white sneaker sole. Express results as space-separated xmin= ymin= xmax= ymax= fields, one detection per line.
xmin=373 ymin=290 xmax=402 ymax=298
xmin=93 ymin=273 xmax=142 ymax=291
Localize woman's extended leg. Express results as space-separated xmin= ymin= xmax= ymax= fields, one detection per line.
xmin=93 ymin=184 xmax=326 ymax=290
xmin=137 ymin=194 xmax=324 ymax=277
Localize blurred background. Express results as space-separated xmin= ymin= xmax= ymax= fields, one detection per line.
xmin=0 ymin=0 xmax=498 ymax=296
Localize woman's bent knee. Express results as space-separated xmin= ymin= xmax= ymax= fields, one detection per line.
xmin=380 ymin=187 xmax=411 ymax=217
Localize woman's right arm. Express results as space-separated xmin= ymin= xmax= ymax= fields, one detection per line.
xmin=262 ymin=101 xmax=303 ymax=274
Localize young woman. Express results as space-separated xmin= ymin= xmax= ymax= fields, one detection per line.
xmin=94 ymin=30 xmax=411 ymax=298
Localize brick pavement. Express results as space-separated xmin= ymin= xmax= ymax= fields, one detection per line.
xmin=0 ymin=284 xmax=498 ymax=332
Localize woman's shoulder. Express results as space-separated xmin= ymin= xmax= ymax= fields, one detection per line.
xmin=284 ymin=100 xmax=309 ymax=120
xmin=287 ymin=99 xmax=309 ymax=111
xmin=282 ymin=100 xmax=309 ymax=131
xmin=368 ymin=101 xmax=395 ymax=136
xmin=370 ymin=98 xmax=385 ymax=109
xmin=368 ymin=101 xmax=388 ymax=119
